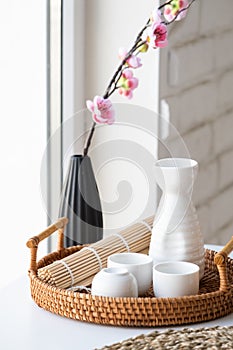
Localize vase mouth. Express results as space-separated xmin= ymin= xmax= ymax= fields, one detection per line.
xmin=71 ymin=154 xmax=89 ymax=159
xmin=155 ymin=158 xmax=198 ymax=169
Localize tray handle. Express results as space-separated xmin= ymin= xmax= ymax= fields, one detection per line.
xmin=214 ymin=236 xmax=233 ymax=292
xmin=26 ymin=217 xmax=68 ymax=275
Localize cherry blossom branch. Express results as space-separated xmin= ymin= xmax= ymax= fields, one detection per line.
xmin=160 ymin=0 xmax=196 ymax=25
xmin=103 ymin=40 xmax=147 ymax=99
xmin=104 ymin=41 xmax=147 ymax=99
xmin=84 ymin=37 xmax=146 ymax=156
xmin=84 ymin=37 xmax=147 ymax=156
xmin=84 ymin=0 xmax=196 ymax=157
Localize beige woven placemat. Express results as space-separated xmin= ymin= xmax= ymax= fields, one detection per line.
xmin=97 ymin=326 xmax=233 ymax=349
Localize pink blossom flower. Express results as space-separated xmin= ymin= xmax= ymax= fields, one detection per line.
xmin=164 ymin=0 xmax=189 ymax=22
xmin=118 ymin=47 xmax=142 ymax=69
xmin=86 ymin=96 xmax=115 ymax=125
xmin=150 ymin=9 xmax=162 ymax=23
xmin=118 ymin=69 xmax=139 ymax=99
xmin=146 ymin=21 xmax=168 ymax=48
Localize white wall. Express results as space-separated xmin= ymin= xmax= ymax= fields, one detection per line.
xmin=83 ymin=0 xmax=160 ymax=235
xmin=0 ymin=1 xmax=47 ymax=287
xmin=62 ymin=0 xmax=86 ymax=160
xmin=159 ymin=0 xmax=233 ymax=245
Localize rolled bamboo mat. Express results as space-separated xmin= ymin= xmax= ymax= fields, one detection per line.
xmin=38 ymin=216 xmax=153 ymax=290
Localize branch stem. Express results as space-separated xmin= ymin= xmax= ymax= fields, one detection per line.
xmin=83 ymin=122 xmax=96 ymax=156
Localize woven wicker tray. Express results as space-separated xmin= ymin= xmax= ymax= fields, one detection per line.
xmin=26 ymin=218 xmax=233 ymax=327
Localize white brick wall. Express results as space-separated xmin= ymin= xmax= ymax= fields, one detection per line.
xmin=209 ymin=187 xmax=233 ymax=233
xmin=215 ymin=30 xmax=233 ymax=70
xmin=193 ymin=161 xmax=218 ymax=206
xmin=168 ymin=38 xmax=215 ymax=88
xmin=159 ymin=0 xmax=233 ymax=245
xmin=219 ymin=149 xmax=233 ymax=190
xmin=218 ymin=70 xmax=233 ymax=112
xmin=167 ymin=124 xmax=213 ymax=163
xmin=213 ymin=111 xmax=233 ymax=155
xmin=164 ymin=82 xmax=217 ymax=134
xmin=200 ymin=0 xmax=233 ymax=35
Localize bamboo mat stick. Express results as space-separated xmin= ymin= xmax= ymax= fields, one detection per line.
xmin=38 ymin=216 xmax=154 ymax=289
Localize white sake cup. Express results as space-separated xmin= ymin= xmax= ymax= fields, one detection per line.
xmin=107 ymin=253 xmax=153 ymax=296
xmin=91 ymin=267 xmax=138 ymax=298
xmin=153 ymin=261 xmax=199 ymax=298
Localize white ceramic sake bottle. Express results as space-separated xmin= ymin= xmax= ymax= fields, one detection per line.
xmin=149 ymin=158 xmax=205 ymax=279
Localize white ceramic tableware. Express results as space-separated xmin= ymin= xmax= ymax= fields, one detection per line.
xmin=149 ymin=158 xmax=205 ymax=280
xmin=153 ymin=261 xmax=199 ymax=298
xmin=107 ymin=252 xmax=153 ymax=296
xmin=91 ymin=267 xmax=138 ymax=297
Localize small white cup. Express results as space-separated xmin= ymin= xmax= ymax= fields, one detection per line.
xmin=91 ymin=267 xmax=138 ymax=297
xmin=107 ymin=253 xmax=153 ymax=296
xmin=153 ymin=261 xmax=199 ymax=298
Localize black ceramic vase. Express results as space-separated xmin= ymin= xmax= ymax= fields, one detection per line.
xmin=58 ymin=155 xmax=103 ymax=247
